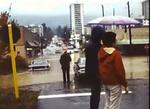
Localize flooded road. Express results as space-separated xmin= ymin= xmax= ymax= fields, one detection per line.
xmin=0 ymin=53 xmax=149 ymax=88
xmin=123 ymin=56 xmax=149 ymax=79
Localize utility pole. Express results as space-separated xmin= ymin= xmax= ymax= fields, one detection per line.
xmin=40 ymin=37 xmax=43 ymax=56
xmin=101 ymin=4 xmax=105 ymax=29
xmin=101 ymin=5 xmax=104 ymax=17
xmin=113 ymin=8 xmax=115 ymax=16
xmin=127 ymin=1 xmax=132 ymax=45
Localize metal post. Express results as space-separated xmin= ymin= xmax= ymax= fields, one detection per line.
xmin=8 ymin=23 xmax=19 ymax=99
xmin=127 ymin=1 xmax=132 ymax=45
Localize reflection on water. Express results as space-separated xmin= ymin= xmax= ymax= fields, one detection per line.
xmin=0 ymin=55 xmax=149 ymax=88
xmin=123 ymin=56 xmax=149 ymax=79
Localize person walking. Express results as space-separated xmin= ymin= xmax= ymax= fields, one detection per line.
xmin=98 ymin=31 xmax=128 ymax=109
xmin=60 ymin=48 xmax=72 ymax=85
xmin=85 ymin=26 xmax=105 ymax=109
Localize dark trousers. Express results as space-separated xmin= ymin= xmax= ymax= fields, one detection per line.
xmin=62 ymin=67 xmax=70 ymax=83
xmin=90 ymin=80 xmax=101 ymax=109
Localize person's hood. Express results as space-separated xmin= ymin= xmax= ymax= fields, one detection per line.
xmin=103 ymin=47 xmax=115 ymax=54
xmin=99 ymin=47 xmax=116 ymax=61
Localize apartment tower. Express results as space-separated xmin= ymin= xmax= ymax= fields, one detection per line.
xmin=70 ymin=3 xmax=84 ymax=37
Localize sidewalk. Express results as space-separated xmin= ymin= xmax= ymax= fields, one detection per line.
xmin=20 ymin=79 xmax=149 ymax=109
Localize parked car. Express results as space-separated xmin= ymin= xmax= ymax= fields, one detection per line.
xmin=73 ymin=57 xmax=90 ymax=86
xmin=28 ymin=59 xmax=51 ymax=71
xmin=67 ymin=45 xmax=74 ymax=54
xmin=74 ymin=48 xmax=79 ymax=53
xmin=74 ymin=57 xmax=86 ymax=78
xmin=55 ymin=46 xmax=63 ymax=53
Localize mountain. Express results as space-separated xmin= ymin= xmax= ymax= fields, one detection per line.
xmin=12 ymin=15 xmax=97 ymax=29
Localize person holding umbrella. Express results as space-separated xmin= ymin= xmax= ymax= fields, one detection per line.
xmin=85 ymin=26 xmax=105 ymax=109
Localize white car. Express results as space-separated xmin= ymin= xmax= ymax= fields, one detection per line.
xmin=43 ymin=48 xmax=55 ymax=55
xmin=74 ymin=48 xmax=79 ymax=53
xmin=67 ymin=45 xmax=74 ymax=54
xmin=28 ymin=59 xmax=51 ymax=71
xmin=73 ymin=57 xmax=90 ymax=85
xmin=55 ymin=46 xmax=63 ymax=53
xmin=74 ymin=57 xmax=86 ymax=77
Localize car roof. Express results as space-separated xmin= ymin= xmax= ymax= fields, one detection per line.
xmin=32 ymin=59 xmax=48 ymax=63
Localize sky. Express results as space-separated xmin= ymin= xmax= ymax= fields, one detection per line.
xmin=0 ymin=0 xmax=143 ymax=17
xmin=0 ymin=0 xmax=144 ymax=27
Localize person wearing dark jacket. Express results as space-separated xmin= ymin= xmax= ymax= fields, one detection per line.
xmin=60 ymin=48 xmax=72 ymax=84
xmin=85 ymin=26 xmax=105 ymax=109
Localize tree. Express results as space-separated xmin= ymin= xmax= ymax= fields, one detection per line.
xmin=0 ymin=11 xmax=9 ymax=27
xmin=56 ymin=25 xmax=63 ymax=37
xmin=0 ymin=12 xmax=20 ymax=49
xmin=0 ymin=11 xmax=26 ymax=74
xmin=41 ymin=23 xmax=54 ymax=43
xmin=62 ymin=26 xmax=70 ymax=42
xmin=55 ymin=25 xmax=70 ymax=43
xmin=1 ymin=22 xmax=20 ymax=45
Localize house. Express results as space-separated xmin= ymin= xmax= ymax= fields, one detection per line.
xmin=15 ymin=26 xmax=40 ymax=60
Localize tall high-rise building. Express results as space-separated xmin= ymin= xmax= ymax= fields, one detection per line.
xmin=70 ymin=3 xmax=84 ymax=36
xmin=142 ymin=0 xmax=149 ymax=19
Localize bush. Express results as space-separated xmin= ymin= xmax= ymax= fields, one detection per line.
xmin=0 ymin=88 xmax=40 ymax=109
xmin=0 ymin=55 xmax=28 ymax=75
xmin=16 ymin=55 xmax=28 ymax=71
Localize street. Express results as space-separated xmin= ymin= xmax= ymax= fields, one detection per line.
xmin=0 ymin=53 xmax=149 ymax=88
xmin=0 ymin=53 xmax=149 ymax=109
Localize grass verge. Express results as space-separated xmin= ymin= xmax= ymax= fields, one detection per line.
xmin=0 ymin=88 xmax=40 ymax=109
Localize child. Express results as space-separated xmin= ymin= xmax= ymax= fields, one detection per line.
xmin=98 ymin=31 xmax=128 ymax=109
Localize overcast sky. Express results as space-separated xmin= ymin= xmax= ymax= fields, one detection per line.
xmin=0 ymin=0 xmax=144 ymax=18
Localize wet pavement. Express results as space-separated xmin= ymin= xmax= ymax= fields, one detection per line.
xmin=20 ymin=79 xmax=149 ymax=109
xmin=0 ymin=54 xmax=149 ymax=109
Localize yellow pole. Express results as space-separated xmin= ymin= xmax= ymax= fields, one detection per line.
xmin=8 ymin=23 xmax=19 ymax=99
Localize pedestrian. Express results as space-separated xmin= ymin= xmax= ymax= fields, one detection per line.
xmin=98 ymin=31 xmax=128 ymax=109
xmin=60 ymin=48 xmax=72 ymax=86
xmin=85 ymin=26 xmax=105 ymax=109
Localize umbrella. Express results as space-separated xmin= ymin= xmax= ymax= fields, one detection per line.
xmin=87 ymin=15 xmax=140 ymax=25
xmin=87 ymin=15 xmax=141 ymax=45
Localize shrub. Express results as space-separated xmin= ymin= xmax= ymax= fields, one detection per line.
xmin=0 ymin=55 xmax=28 ymax=75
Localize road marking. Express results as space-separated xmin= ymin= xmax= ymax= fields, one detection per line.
xmin=38 ymin=91 xmax=132 ymax=99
